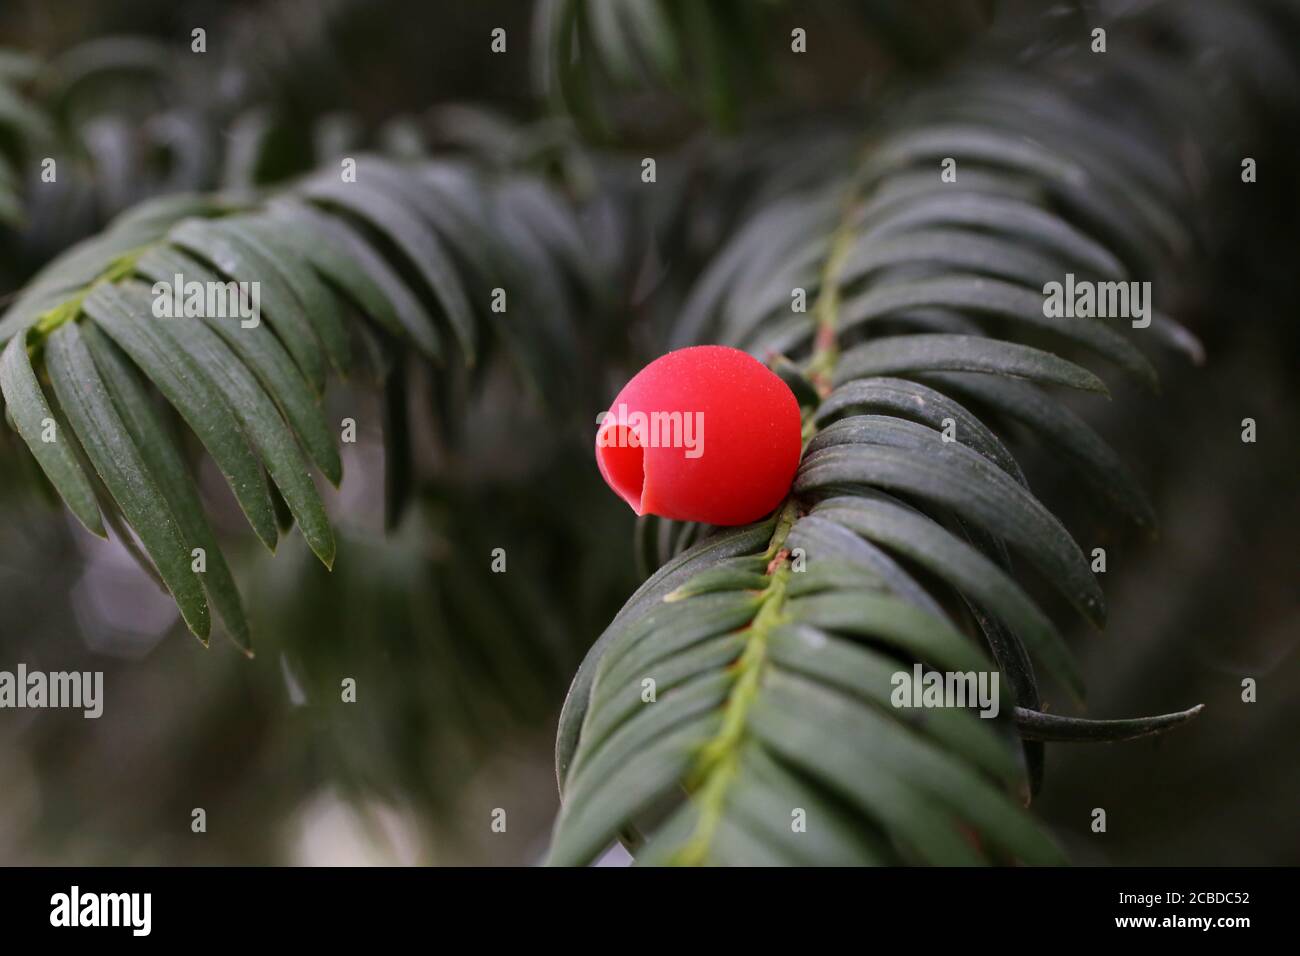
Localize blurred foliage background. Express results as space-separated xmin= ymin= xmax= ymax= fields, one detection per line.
xmin=0 ymin=0 xmax=1296 ymax=864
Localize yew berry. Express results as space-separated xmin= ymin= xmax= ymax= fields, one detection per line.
xmin=595 ymin=345 xmax=803 ymax=526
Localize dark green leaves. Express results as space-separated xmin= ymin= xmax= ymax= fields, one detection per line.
xmin=1015 ymin=704 xmax=1205 ymax=743
xmin=133 ymin=245 xmax=342 ymax=487
xmin=0 ymin=332 xmax=105 ymax=536
xmin=115 ymin=281 xmax=337 ymax=569
xmin=836 ymin=277 xmax=1157 ymax=388
xmin=555 ymin=519 xmax=777 ymax=787
xmin=749 ymin=670 xmax=1060 ymax=865
xmin=265 ymin=199 xmax=442 ymax=360
xmin=0 ymin=156 xmax=597 ymax=646
xmin=297 ymin=170 xmax=478 ymax=362
xmin=45 ymin=322 xmax=210 ymax=640
xmin=81 ymin=282 xmax=281 ymax=552
xmin=168 ymin=216 xmax=331 ymax=392
xmin=835 ymin=334 xmax=1109 ymax=395
xmin=796 ymin=439 xmax=1105 ymax=626
xmin=82 ymin=323 xmax=251 ymax=650
xmin=811 ymin=495 xmax=1082 ymax=698
xmin=550 ymin=520 xmax=1065 ymax=866
xmin=919 ymin=371 xmax=1157 ymax=530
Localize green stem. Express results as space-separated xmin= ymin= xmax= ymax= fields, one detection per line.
xmin=666 ymin=500 xmax=797 ymax=866
xmin=670 ymin=561 xmax=791 ymax=866
xmin=27 ymin=246 xmax=147 ymax=349
xmin=803 ymin=193 xmax=861 ymax=398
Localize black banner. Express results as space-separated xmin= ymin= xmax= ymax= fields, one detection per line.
xmin=0 ymin=866 xmax=1284 ymax=941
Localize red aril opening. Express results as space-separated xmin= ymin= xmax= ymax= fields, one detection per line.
xmin=595 ymin=425 xmax=645 ymax=513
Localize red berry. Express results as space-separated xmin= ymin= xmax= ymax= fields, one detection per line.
xmin=595 ymin=345 xmax=803 ymax=526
